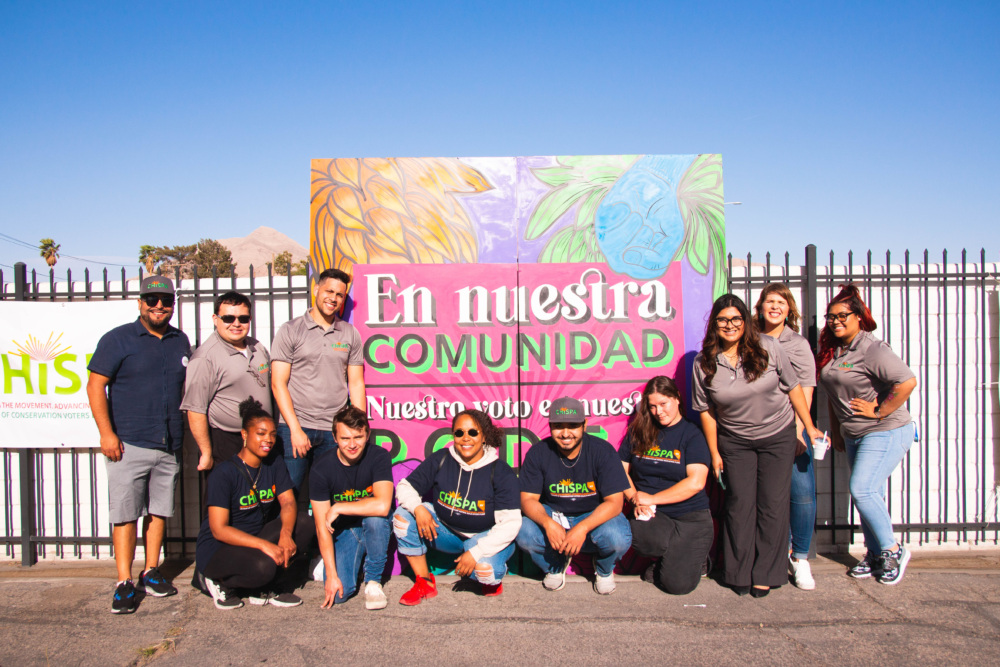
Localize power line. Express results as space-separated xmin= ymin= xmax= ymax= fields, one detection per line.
xmin=0 ymin=231 xmax=132 ymax=268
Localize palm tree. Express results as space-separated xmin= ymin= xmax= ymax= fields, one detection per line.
xmin=39 ymin=239 xmax=61 ymax=268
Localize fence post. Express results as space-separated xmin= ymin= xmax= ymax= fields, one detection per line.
xmin=13 ymin=263 xmax=37 ymax=566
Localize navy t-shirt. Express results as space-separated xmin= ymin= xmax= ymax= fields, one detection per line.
xmin=195 ymin=455 xmax=294 ymax=571
xmin=618 ymin=420 xmax=711 ymax=517
xmin=308 ymin=444 xmax=394 ymax=529
xmin=519 ymin=434 xmax=630 ymax=515
xmin=403 ymin=448 xmax=520 ymax=535
xmin=87 ymin=318 xmax=191 ymax=450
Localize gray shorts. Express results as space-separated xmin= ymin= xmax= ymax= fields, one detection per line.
xmin=105 ymin=442 xmax=180 ymax=524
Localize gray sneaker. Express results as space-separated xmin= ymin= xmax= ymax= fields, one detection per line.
xmin=847 ymin=552 xmax=882 ymax=579
xmin=876 ymin=545 xmax=911 ymax=586
xmin=364 ymin=581 xmax=388 ymax=610
xmin=543 ymin=557 xmax=571 ymax=591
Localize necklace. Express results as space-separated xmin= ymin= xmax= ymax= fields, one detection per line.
xmin=559 ymin=447 xmax=583 ymax=468
xmin=241 ymin=457 xmax=262 ymax=493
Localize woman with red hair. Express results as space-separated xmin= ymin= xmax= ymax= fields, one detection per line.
xmin=818 ymin=285 xmax=917 ymax=585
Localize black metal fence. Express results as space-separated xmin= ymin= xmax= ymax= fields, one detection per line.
xmin=1 ymin=245 xmax=998 ymax=564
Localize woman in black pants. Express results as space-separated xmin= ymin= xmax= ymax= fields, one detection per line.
xmin=620 ymin=376 xmax=714 ymax=595
xmin=195 ymin=397 xmax=313 ymax=609
xmin=692 ymin=295 xmax=823 ymax=597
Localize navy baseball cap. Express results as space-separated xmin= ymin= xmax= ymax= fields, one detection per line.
xmin=140 ymin=276 xmax=175 ymax=295
xmin=548 ymin=397 xmax=586 ymax=424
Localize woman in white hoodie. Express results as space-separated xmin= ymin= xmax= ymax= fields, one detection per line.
xmin=393 ymin=409 xmax=522 ymax=605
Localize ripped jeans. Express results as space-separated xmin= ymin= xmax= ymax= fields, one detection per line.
xmin=393 ymin=503 xmax=516 ymax=585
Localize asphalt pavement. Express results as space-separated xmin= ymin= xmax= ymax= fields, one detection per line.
xmin=1 ymin=551 xmax=998 ymax=666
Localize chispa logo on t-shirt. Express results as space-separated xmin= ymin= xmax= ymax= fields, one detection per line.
xmin=836 ymin=361 xmax=854 ymax=369
xmin=333 ymin=486 xmax=373 ymax=503
xmin=438 ymin=490 xmax=486 ymax=516
xmin=639 ymin=446 xmax=682 ymax=464
xmin=548 ymin=479 xmax=597 ymax=498
xmin=330 ymin=342 xmax=351 ymax=352
xmin=239 ymin=484 xmax=277 ymax=510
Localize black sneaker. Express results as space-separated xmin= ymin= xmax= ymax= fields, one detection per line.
xmin=876 ymin=545 xmax=910 ymax=585
xmin=204 ymin=576 xmax=244 ymax=610
xmin=267 ymin=592 xmax=303 ymax=608
xmin=847 ymin=552 xmax=882 ymax=579
xmin=138 ymin=567 xmax=178 ymax=597
xmin=111 ymin=580 xmax=137 ymax=614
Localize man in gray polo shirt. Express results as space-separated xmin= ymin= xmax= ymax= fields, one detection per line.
xmin=271 ymin=268 xmax=365 ymax=492
xmin=181 ymin=290 xmax=271 ymax=471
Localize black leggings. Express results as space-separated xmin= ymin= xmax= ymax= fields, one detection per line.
xmin=630 ymin=509 xmax=714 ymax=595
xmin=202 ymin=513 xmax=314 ymax=590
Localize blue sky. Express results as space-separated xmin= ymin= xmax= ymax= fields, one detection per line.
xmin=1 ymin=0 xmax=997 ymax=275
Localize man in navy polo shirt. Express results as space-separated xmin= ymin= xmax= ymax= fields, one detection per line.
xmin=87 ymin=276 xmax=191 ymax=614
xmin=517 ymin=397 xmax=632 ymax=595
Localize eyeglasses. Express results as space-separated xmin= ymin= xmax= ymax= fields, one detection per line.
xmin=715 ymin=316 xmax=744 ymax=328
xmin=453 ymin=428 xmax=480 ymax=438
xmin=220 ymin=314 xmax=251 ymax=324
xmin=825 ymin=312 xmax=855 ymax=324
xmin=142 ymin=294 xmax=175 ymax=307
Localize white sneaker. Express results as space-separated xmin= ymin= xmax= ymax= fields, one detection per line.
xmin=310 ymin=556 xmax=325 ymax=581
xmin=594 ymin=571 xmax=616 ymax=595
xmin=247 ymin=592 xmax=268 ymax=606
xmin=364 ymin=581 xmax=388 ymax=610
xmin=789 ymin=556 xmax=816 ymax=590
xmin=543 ymin=556 xmax=571 ymax=591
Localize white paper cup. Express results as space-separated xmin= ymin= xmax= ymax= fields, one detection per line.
xmin=813 ymin=435 xmax=831 ymax=460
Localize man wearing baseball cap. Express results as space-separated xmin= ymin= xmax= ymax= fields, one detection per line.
xmin=87 ymin=275 xmax=191 ymax=614
xmin=516 ymin=397 xmax=632 ymax=594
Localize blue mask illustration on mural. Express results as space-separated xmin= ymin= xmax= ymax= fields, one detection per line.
xmin=594 ymin=155 xmax=695 ymax=280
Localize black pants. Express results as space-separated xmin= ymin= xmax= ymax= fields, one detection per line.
xmin=718 ymin=420 xmax=796 ymax=588
xmin=210 ymin=427 xmax=244 ymax=465
xmin=630 ymin=509 xmax=714 ymax=595
xmin=202 ymin=513 xmax=314 ymax=591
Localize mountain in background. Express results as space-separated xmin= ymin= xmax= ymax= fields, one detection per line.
xmin=219 ymin=226 xmax=308 ymax=277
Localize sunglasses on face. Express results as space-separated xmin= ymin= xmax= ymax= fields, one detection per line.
xmin=825 ymin=312 xmax=855 ymax=324
xmin=142 ymin=294 xmax=175 ymax=307
xmin=453 ymin=428 xmax=480 ymax=438
xmin=715 ymin=316 xmax=744 ymax=328
xmin=220 ymin=314 xmax=251 ymax=324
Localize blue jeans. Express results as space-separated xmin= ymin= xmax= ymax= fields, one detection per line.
xmin=789 ymin=430 xmax=817 ymax=559
xmin=845 ymin=422 xmax=914 ymax=554
xmin=326 ymin=516 xmax=391 ymax=604
xmin=516 ymin=504 xmax=632 ymax=577
xmin=276 ymin=423 xmax=337 ymax=491
xmin=393 ymin=504 xmax=516 ymax=584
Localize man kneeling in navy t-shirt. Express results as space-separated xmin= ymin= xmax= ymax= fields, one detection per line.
xmin=516 ymin=397 xmax=632 ymax=594
xmin=309 ymin=406 xmax=394 ymax=610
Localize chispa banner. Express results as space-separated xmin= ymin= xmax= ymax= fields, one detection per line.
xmin=0 ymin=300 xmax=136 ymax=447
xmin=312 ymin=155 xmax=725 ymax=467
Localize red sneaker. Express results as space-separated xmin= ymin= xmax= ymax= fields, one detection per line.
xmin=399 ymin=575 xmax=437 ymax=606
xmin=482 ymin=582 xmax=503 ymax=597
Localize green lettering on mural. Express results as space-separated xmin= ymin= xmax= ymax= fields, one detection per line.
xmin=569 ymin=332 xmax=600 ymax=370
xmin=480 ymin=334 xmax=511 ymax=372
xmin=436 ymin=333 xmax=476 ymax=373
xmin=642 ymin=329 xmax=673 ymax=368
xmin=397 ymin=334 xmax=433 ymax=374
xmin=518 ymin=333 xmax=549 ymax=372
xmin=602 ymin=330 xmax=639 ymax=370
xmin=2 ymin=353 xmax=33 ymax=394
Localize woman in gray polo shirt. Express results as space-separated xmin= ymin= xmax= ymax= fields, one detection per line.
xmin=755 ymin=283 xmax=818 ymax=591
xmin=817 ymin=284 xmax=917 ymax=586
xmin=693 ymin=294 xmax=823 ymax=598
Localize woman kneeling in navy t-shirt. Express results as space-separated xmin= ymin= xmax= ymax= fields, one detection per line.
xmin=393 ymin=409 xmax=522 ymax=605
xmin=620 ymin=377 xmax=714 ymax=595
xmin=195 ymin=397 xmax=313 ymax=610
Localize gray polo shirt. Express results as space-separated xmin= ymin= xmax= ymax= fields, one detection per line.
xmin=692 ymin=335 xmax=798 ymax=439
xmin=764 ymin=327 xmax=816 ymax=388
xmin=180 ymin=331 xmax=272 ymax=432
xmin=818 ymin=330 xmax=915 ymax=439
xmin=270 ymin=310 xmax=364 ymax=430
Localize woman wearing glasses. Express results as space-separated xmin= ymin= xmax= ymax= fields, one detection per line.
xmin=754 ymin=284 xmax=818 ymax=590
xmin=693 ymin=295 xmax=823 ymax=597
xmin=818 ymin=284 xmax=916 ymax=585
xmin=393 ymin=409 xmax=522 ymax=605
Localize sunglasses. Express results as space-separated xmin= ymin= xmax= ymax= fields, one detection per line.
xmin=220 ymin=314 xmax=251 ymax=324
xmin=142 ymin=294 xmax=175 ymax=307
xmin=715 ymin=316 xmax=744 ymax=328
xmin=825 ymin=312 xmax=855 ymax=324
xmin=453 ymin=428 xmax=480 ymax=438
